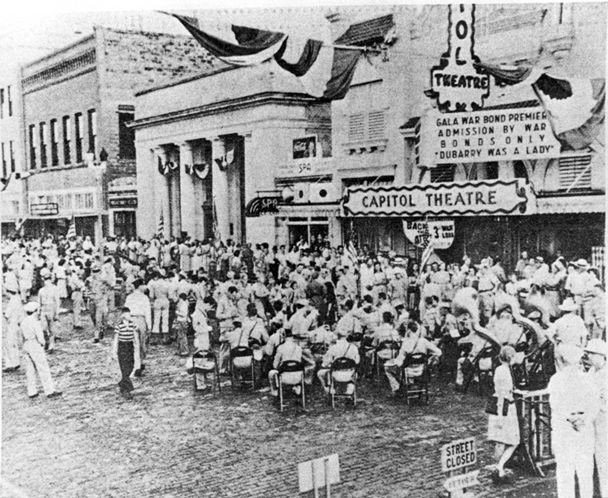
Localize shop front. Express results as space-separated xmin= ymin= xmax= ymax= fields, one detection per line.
xmin=341 ymin=178 xmax=538 ymax=266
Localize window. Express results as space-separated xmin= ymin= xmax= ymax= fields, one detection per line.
xmin=74 ymin=193 xmax=84 ymax=209
xmin=87 ymin=109 xmax=97 ymax=157
xmin=430 ymin=164 xmax=456 ymax=183
xmin=1 ymin=143 xmax=6 ymax=178
xmin=9 ymin=141 xmax=15 ymax=173
xmin=39 ymin=122 xmax=48 ymax=168
xmin=28 ymin=124 xmax=36 ymax=169
xmin=368 ymin=110 xmax=386 ymax=140
xmin=118 ymin=112 xmax=135 ymax=159
xmin=0 ymin=89 xmax=4 ymax=119
xmin=11 ymin=201 xmax=19 ymax=214
xmin=84 ymin=192 xmax=94 ymax=209
xmin=62 ymin=115 xmax=71 ymax=164
xmin=7 ymin=86 xmax=12 ymax=117
xmin=348 ymin=113 xmax=365 ymax=142
xmin=75 ymin=112 xmax=83 ymax=163
xmin=559 ymin=155 xmax=592 ymax=190
xmin=50 ymin=119 xmax=58 ymax=166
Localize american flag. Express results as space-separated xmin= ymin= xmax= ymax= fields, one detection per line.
xmin=420 ymin=240 xmax=435 ymax=270
xmin=66 ymin=215 xmax=76 ymax=239
xmin=212 ymin=199 xmax=221 ymax=242
xmin=157 ymin=210 xmax=165 ymax=239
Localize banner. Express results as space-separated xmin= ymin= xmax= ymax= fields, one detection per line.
xmin=342 ymin=179 xmax=535 ymax=217
xmin=403 ymin=219 xmax=455 ymax=249
xmin=418 ymin=107 xmax=562 ymax=167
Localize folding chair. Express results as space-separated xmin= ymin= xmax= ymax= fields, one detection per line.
xmin=192 ymin=350 xmax=221 ymax=394
xmin=375 ymin=340 xmax=400 ymax=385
xmin=329 ymin=357 xmax=358 ymax=409
xmin=230 ymin=346 xmax=255 ymax=391
xmin=401 ymin=353 xmax=429 ymax=405
xmin=277 ymin=360 xmax=305 ymax=412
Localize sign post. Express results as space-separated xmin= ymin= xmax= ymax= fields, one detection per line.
xmin=298 ymin=454 xmax=340 ymax=497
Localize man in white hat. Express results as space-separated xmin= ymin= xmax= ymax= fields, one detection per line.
xmin=87 ymin=263 xmax=109 ymax=343
xmin=549 ymin=344 xmax=599 ymax=498
xmin=565 ymin=259 xmax=592 ymax=317
xmin=584 ymin=339 xmax=607 ymax=496
xmin=553 ymin=298 xmax=589 ymax=349
xmin=3 ymin=286 xmax=24 ymax=372
xmin=20 ymin=302 xmax=62 ymax=399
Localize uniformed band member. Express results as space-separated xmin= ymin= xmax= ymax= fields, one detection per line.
xmin=268 ymin=326 xmax=303 ymax=397
xmin=317 ymin=328 xmax=360 ymax=394
xmin=20 ymin=302 xmax=62 ymax=399
xmin=584 ymin=339 xmax=607 ymax=496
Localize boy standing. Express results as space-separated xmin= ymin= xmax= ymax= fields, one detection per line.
xmin=113 ymin=307 xmax=141 ymax=399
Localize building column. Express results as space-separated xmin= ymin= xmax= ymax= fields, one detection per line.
xmin=211 ymin=137 xmax=229 ymax=241
xmin=154 ymin=146 xmax=170 ymax=239
xmin=179 ymin=141 xmax=196 ymax=238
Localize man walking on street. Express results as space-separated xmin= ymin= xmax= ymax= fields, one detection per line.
xmin=112 ymin=307 xmax=141 ymax=399
xmin=88 ymin=264 xmax=109 ymax=343
xmin=20 ymin=302 xmax=62 ymax=399
xmin=37 ymin=275 xmax=60 ymax=352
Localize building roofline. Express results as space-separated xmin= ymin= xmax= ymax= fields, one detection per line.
xmin=21 ymin=33 xmax=96 ymax=69
xmin=135 ymin=64 xmax=237 ymax=96
xmin=21 ymin=25 xmax=198 ymax=71
xmin=129 ymin=91 xmax=318 ymax=129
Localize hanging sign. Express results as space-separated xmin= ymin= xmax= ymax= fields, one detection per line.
xmin=404 ymin=220 xmax=455 ymax=249
xmin=342 ymin=179 xmax=535 ymax=217
xmin=417 ymin=107 xmax=562 ymax=166
xmin=245 ymin=196 xmax=281 ymax=217
xmin=428 ymin=4 xmax=490 ymax=112
xmin=293 ymin=135 xmax=317 ymax=159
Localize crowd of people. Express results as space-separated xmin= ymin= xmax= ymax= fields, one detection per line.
xmin=1 ymin=231 xmax=606 ymax=496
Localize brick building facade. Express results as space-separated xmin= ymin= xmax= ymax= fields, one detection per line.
xmin=20 ymin=26 xmax=217 ymax=241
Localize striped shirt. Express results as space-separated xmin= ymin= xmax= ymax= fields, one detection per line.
xmin=116 ymin=319 xmax=137 ymax=342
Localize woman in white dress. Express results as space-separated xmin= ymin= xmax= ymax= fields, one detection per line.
xmin=54 ymin=259 xmax=68 ymax=299
xmin=487 ymin=345 xmax=520 ymax=481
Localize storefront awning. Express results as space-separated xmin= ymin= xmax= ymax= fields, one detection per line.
xmin=537 ymin=194 xmax=605 ymax=214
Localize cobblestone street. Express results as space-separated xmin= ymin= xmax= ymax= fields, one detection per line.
xmin=1 ymin=312 xmax=558 ymax=497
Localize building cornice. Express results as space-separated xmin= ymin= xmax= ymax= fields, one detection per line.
xmin=129 ymin=92 xmax=319 ymax=130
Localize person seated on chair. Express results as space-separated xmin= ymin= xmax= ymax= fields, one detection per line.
xmin=393 ymin=300 xmax=410 ymax=331
xmin=384 ymin=320 xmax=442 ymax=397
xmin=241 ymin=303 xmax=269 ymax=360
xmin=317 ymin=328 xmax=360 ymax=395
xmin=334 ymin=299 xmax=362 ymax=340
xmin=370 ymin=311 xmax=401 ymax=366
xmin=268 ymin=326 xmax=303 ymax=397
xmin=192 ymin=296 xmax=215 ymax=352
xmin=309 ymin=319 xmax=337 ymax=366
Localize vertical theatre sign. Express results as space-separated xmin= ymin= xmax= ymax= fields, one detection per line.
xmin=429 ymin=4 xmax=489 ymax=112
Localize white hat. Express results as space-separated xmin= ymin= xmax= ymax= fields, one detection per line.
xmin=574 ymin=258 xmax=589 ymax=268
xmin=585 ymin=339 xmax=607 ymax=357
xmin=24 ymin=301 xmax=40 ymax=313
xmin=559 ymin=298 xmax=578 ymax=312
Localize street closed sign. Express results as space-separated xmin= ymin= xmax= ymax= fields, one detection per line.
xmin=441 ymin=437 xmax=477 ymax=472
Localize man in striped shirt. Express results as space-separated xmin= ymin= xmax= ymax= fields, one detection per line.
xmin=112 ymin=307 xmax=141 ymax=399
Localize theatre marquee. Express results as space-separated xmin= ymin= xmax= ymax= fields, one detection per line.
xmin=341 ymin=179 xmax=535 ymax=217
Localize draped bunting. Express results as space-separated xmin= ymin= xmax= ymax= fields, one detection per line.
xmin=1 ymin=173 xmax=12 ymax=192
xmin=170 ymin=13 xmax=361 ymax=101
xmin=475 ymin=61 xmax=605 ymax=150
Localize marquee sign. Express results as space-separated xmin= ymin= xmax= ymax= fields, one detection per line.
xmin=429 ymin=4 xmax=490 ymax=112
xmin=341 ymin=179 xmax=535 ymax=217
xmin=30 ymin=202 xmax=59 ymax=216
xmin=418 ymin=107 xmax=562 ymax=166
